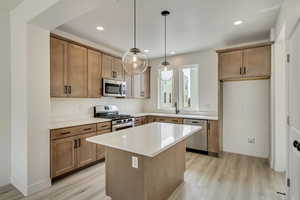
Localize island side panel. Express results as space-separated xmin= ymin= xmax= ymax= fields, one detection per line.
xmin=105 ymin=147 xmax=145 ymax=200
xmin=144 ymin=140 xmax=186 ymax=200
xmin=105 ymin=140 xmax=186 ymax=200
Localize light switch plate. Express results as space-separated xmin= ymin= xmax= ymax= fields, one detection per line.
xmin=132 ymin=156 xmax=138 ymax=168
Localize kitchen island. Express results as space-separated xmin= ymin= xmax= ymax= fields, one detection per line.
xmin=87 ymin=122 xmax=201 ymax=200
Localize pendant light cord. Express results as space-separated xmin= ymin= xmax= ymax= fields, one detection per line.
xmin=164 ymin=14 xmax=167 ymax=63
xmin=133 ymin=0 xmax=136 ymax=48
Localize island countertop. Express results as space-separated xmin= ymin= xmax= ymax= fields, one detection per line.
xmin=87 ymin=122 xmax=201 ymax=157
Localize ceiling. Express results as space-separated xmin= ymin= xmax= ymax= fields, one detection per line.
xmin=57 ymin=0 xmax=283 ymax=58
xmin=0 ymin=0 xmax=24 ymax=11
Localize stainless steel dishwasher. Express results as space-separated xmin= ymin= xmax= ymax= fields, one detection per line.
xmin=184 ymin=119 xmax=208 ymax=153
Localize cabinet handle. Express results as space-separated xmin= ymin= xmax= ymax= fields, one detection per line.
xmin=64 ymin=86 xmax=68 ymax=94
xmin=67 ymin=86 xmax=72 ymax=94
xmin=78 ymin=139 xmax=81 ymax=148
xmin=61 ymin=131 xmax=71 ymax=135
xmin=243 ymin=67 xmax=246 ymax=75
xmin=74 ymin=139 xmax=78 ymax=149
xmin=83 ymin=128 xmax=92 ymax=131
xmin=240 ymin=67 xmax=242 ymax=75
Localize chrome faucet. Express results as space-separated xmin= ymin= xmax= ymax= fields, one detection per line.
xmin=174 ymin=102 xmax=179 ymax=114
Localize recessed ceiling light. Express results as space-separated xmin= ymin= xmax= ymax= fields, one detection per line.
xmin=144 ymin=49 xmax=150 ymax=53
xmin=170 ymin=51 xmax=175 ymax=55
xmin=96 ymin=26 xmax=104 ymax=31
xmin=234 ymin=20 xmax=243 ymax=26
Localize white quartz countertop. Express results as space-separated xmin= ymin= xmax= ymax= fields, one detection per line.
xmin=132 ymin=112 xmax=218 ymax=121
xmin=87 ymin=122 xmax=202 ymax=157
xmin=50 ymin=118 xmax=111 ymax=130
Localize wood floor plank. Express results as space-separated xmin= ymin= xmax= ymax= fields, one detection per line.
xmin=0 ymin=152 xmax=285 ymax=200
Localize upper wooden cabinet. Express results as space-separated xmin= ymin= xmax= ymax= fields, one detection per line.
xmin=102 ymin=55 xmax=124 ymax=80
xmin=219 ymin=50 xmax=243 ymax=80
xmin=124 ymin=72 xmax=133 ymax=98
xmin=88 ymin=49 xmax=102 ymax=98
xmin=243 ymin=46 xmax=271 ymax=78
xmin=50 ymin=38 xmax=68 ymax=97
xmin=67 ymin=44 xmax=88 ymax=97
xmin=218 ymin=43 xmax=272 ymax=81
xmin=50 ymin=37 xmax=88 ymax=97
xmin=132 ymin=67 xmax=151 ymax=98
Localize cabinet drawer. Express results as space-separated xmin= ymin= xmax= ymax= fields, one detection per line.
xmin=51 ymin=124 xmax=96 ymax=140
xmin=97 ymin=122 xmax=112 ymax=131
xmin=97 ymin=129 xmax=111 ymax=135
xmin=155 ymin=117 xmax=183 ymax=124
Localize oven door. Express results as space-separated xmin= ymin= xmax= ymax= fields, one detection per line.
xmin=112 ymin=122 xmax=134 ymax=132
xmin=103 ymin=79 xmax=126 ymax=97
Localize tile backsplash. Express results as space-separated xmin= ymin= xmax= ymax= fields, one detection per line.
xmin=51 ymin=98 xmax=144 ymax=122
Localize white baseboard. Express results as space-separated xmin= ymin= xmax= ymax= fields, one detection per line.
xmin=11 ymin=175 xmax=28 ymax=196
xmin=27 ymin=178 xmax=51 ymax=196
xmin=10 ymin=176 xmax=51 ymax=196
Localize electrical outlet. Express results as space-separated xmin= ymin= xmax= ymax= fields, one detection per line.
xmin=248 ymin=137 xmax=256 ymax=144
xmin=132 ymin=156 xmax=138 ymax=168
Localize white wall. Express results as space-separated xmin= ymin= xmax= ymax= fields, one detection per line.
xmin=51 ymin=98 xmax=144 ymax=122
xmin=223 ymin=80 xmax=270 ymax=158
xmin=27 ymin=24 xmax=51 ymax=194
xmin=0 ymin=12 xmax=11 ymax=187
xmin=145 ymin=50 xmax=218 ymax=116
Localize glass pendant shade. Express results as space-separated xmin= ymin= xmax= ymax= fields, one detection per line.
xmin=122 ymin=48 xmax=148 ymax=74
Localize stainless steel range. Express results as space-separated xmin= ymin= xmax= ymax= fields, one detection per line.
xmin=94 ymin=105 xmax=135 ymax=131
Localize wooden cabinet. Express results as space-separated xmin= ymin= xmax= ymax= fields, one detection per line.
xmin=102 ymin=54 xmax=114 ymax=79
xmin=50 ymin=38 xmax=68 ymax=97
xmin=218 ymin=43 xmax=272 ymax=81
xmin=132 ymin=67 xmax=151 ymax=98
xmin=112 ymin=58 xmax=124 ymax=80
xmin=207 ymin=120 xmax=219 ymax=155
xmin=50 ymin=124 xmax=100 ymax=178
xmin=50 ymin=37 xmax=88 ymax=97
xmin=67 ymin=43 xmax=88 ymax=97
xmin=88 ymin=49 xmax=102 ymax=98
xmin=76 ymin=132 xmax=97 ymax=168
xmin=155 ymin=117 xmax=183 ymax=124
xmin=135 ymin=117 xmax=146 ymax=126
xmin=102 ymin=55 xmax=124 ymax=80
xmin=243 ymin=46 xmax=271 ymax=78
xmin=124 ymin=72 xmax=133 ymax=98
xmin=219 ymin=50 xmax=243 ymax=80
xmin=51 ymin=136 xmax=77 ymax=178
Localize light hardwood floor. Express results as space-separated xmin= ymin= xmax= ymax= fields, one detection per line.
xmin=0 ymin=152 xmax=286 ymax=200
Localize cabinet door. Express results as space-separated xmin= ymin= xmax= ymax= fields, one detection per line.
xmin=142 ymin=68 xmax=150 ymax=98
xmin=243 ymin=46 xmax=271 ymax=78
xmin=102 ymin=54 xmax=113 ymax=79
xmin=51 ymin=137 xmax=77 ymax=178
xmin=88 ymin=49 xmax=102 ymax=98
xmin=77 ymin=132 xmax=97 ymax=168
xmin=50 ymin=38 xmax=68 ymax=97
xmin=112 ymin=58 xmax=124 ymax=80
xmin=132 ymin=73 xmax=142 ymax=98
xmin=207 ymin=120 xmax=219 ymax=154
xmin=219 ymin=50 xmax=243 ymax=80
xmin=124 ymin=72 xmax=133 ymax=98
xmin=67 ymin=43 xmax=88 ymax=97
xmin=96 ymin=129 xmax=110 ymax=160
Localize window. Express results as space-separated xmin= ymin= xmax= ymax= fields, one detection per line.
xmin=158 ymin=65 xmax=199 ymax=112
xmin=158 ymin=69 xmax=174 ymax=110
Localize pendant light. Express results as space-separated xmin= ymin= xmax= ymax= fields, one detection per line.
xmin=122 ymin=0 xmax=148 ymax=75
xmin=160 ymin=10 xmax=172 ymax=81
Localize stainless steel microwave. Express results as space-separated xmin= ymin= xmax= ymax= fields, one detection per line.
xmin=103 ymin=79 xmax=126 ymax=97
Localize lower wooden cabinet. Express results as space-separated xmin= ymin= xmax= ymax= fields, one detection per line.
xmin=207 ymin=120 xmax=220 ymax=155
xmin=51 ymin=122 xmax=111 ymax=179
xmin=51 ymin=136 xmax=77 ymax=178
xmin=76 ymin=132 xmax=97 ymax=168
